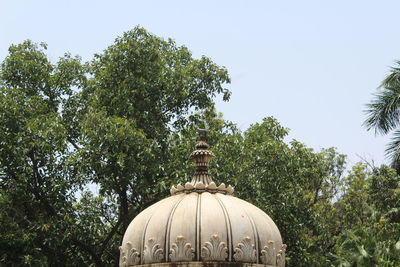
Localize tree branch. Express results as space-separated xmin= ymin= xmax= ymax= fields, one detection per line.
xmin=72 ymin=238 xmax=104 ymax=267
xmin=68 ymin=136 xmax=80 ymax=150
xmin=99 ymin=218 xmax=123 ymax=255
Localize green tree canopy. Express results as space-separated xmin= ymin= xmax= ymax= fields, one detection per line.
xmin=0 ymin=27 xmax=231 ymax=266
xmin=1 ymin=27 xmax=399 ymax=267
xmin=365 ymin=61 xmax=400 ymax=171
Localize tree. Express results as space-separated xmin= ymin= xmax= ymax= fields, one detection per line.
xmin=329 ymin=164 xmax=400 ymax=267
xmin=1 ymin=27 xmax=398 ymax=267
xmin=365 ymin=61 xmax=400 ymax=172
xmin=73 ymin=27 xmax=231 ymax=265
xmin=0 ymin=40 xmax=87 ymax=265
xmin=0 ymin=27 xmax=231 ymax=266
xmin=165 ymin=113 xmax=349 ymax=266
xmin=0 ymin=37 xmax=351 ymax=265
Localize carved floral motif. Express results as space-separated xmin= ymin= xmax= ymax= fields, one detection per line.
xmin=119 ymin=246 xmax=127 ymax=267
xmin=143 ymin=238 xmax=164 ymax=263
xmin=260 ymin=240 xmax=276 ymax=265
xmin=233 ymin=236 xmax=257 ymax=263
xmin=119 ymin=242 xmax=140 ymax=267
xmin=201 ymin=234 xmax=228 ymax=261
xmin=169 ymin=235 xmax=195 ymax=261
xmin=276 ymin=244 xmax=287 ymax=267
xmin=170 ymin=182 xmax=234 ymax=195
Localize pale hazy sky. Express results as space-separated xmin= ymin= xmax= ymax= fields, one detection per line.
xmin=1 ymin=0 xmax=399 ymax=167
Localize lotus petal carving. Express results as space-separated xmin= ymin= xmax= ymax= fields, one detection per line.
xmin=201 ymin=234 xmax=228 ymax=261
xmin=260 ymin=240 xmax=276 ymax=265
xmin=207 ymin=182 xmax=217 ymax=190
xmin=233 ymin=236 xmax=257 ymax=263
xmin=195 ymin=181 xmax=205 ymax=190
xmin=169 ymin=235 xmax=195 ymax=262
xmin=276 ymin=244 xmax=287 ymax=267
xmin=185 ymin=182 xmax=194 ymax=190
xmin=119 ymin=246 xmax=127 ymax=267
xmin=226 ymin=185 xmax=234 ymax=194
xmin=170 ymin=179 xmax=235 ymax=195
xmin=119 ymin=242 xmax=140 ymax=267
xmin=143 ymin=238 xmax=164 ymax=263
xmin=170 ymin=186 xmax=177 ymax=195
xmin=217 ymin=183 xmax=226 ymax=191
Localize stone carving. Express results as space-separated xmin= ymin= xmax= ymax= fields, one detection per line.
xmin=143 ymin=238 xmax=164 ymax=263
xmin=119 ymin=246 xmax=127 ymax=267
xmin=169 ymin=137 xmax=235 ymax=196
xmin=276 ymin=244 xmax=287 ymax=267
xmin=170 ymin=182 xmax=234 ymax=195
xmin=201 ymin=234 xmax=228 ymax=261
xmin=119 ymin=242 xmax=140 ymax=267
xmin=169 ymin=235 xmax=195 ymax=261
xmin=260 ymin=240 xmax=276 ymax=265
xmin=233 ymin=236 xmax=257 ymax=263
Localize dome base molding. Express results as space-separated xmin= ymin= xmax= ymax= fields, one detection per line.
xmin=129 ymin=262 xmax=277 ymax=267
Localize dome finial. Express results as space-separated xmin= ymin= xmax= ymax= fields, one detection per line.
xmin=190 ymin=127 xmax=214 ymax=185
xmin=169 ymin=129 xmax=234 ymax=195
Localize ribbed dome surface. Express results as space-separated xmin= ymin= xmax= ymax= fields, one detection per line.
xmin=120 ymin=192 xmax=286 ymax=267
xmin=120 ymin=130 xmax=286 ymax=267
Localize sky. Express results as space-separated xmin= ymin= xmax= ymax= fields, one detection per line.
xmin=1 ymin=0 xmax=399 ymax=167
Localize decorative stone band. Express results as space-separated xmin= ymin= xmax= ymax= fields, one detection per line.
xmin=233 ymin=237 xmax=257 ymax=263
xmin=120 ymin=235 xmax=286 ymax=267
xmin=190 ymin=148 xmax=214 ymax=159
xmin=131 ymin=262 xmax=278 ymax=267
xmin=170 ymin=236 xmax=195 ymax=261
xmin=170 ymin=182 xmax=234 ymax=195
xmin=120 ymin=241 xmax=140 ymax=267
xmin=260 ymin=241 xmax=287 ymax=267
xmin=143 ymin=238 xmax=164 ymax=264
xmin=201 ymin=234 xmax=228 ymax=261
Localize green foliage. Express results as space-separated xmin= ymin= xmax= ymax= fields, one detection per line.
xmin=1 ymin=28 xmax=399 ymax=267
xmin=0 ymin=27 xmax=231 ymax=266
xmin=365 ymin=61 xmax=400 ymax=171
xmin=0 ymin=40 xmax=86 ymax=266
xmin=368 ymin=165 xmax=400 ymax=218
xmin=329 ymin=165 xmax=400 ymax=266
xmin=163 ymin=114 xmax=349 ymax=266
xmin=86 ymin=27 xmax=230 ymax=135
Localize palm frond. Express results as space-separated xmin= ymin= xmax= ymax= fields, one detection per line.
xmin=364 ymin=85 xmax=400 ymax=134
xmin=382 ymin=61 xmax=400 ymax=88
xmin=385 ymin=129 xmax=400 ymax=172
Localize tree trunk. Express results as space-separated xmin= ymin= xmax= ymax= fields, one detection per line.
xmin=119 ymin=188 xmax=129 ymax=232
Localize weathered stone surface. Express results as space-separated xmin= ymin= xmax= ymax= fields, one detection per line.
xmin=131 ymin=262 xmax=274 ymax=267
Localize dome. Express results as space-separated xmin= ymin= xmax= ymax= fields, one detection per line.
xmin=120 ymin=130 xmax=286 ymax=267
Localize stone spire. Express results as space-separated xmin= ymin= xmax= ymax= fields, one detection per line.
xmin=189 ymin=128 xmax=214 ymax=185
xmin=170 ymin=128 xmax=234 ymax=195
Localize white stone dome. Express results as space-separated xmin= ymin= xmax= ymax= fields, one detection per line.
xmin=120 ymin=132 xmax=286 ymax=267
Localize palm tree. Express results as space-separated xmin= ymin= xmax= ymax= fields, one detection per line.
xmin=364 ymin=61 xmax=400 ymax=172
